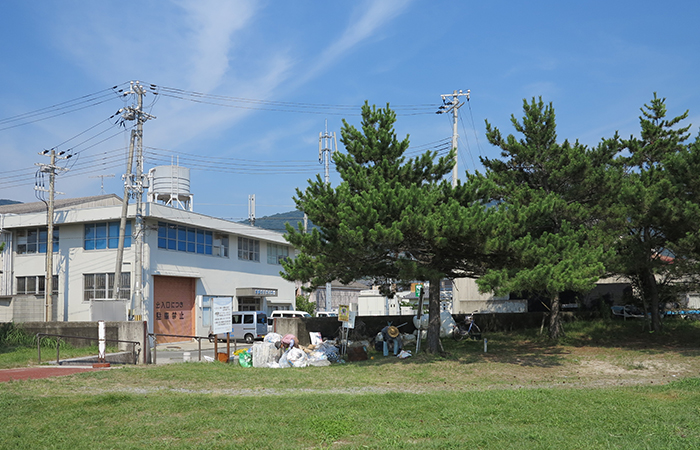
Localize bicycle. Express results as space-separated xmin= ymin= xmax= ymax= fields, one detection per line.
xmin=452 ymin=312 xmax=482 ymax=341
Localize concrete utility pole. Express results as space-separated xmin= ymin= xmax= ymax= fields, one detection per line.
xmin=248 ymin=194 xmax=256 ymax=226
xmin=115 ymin=81 xmax=154 ymax=321
xmin=438 ymin=90 xmax=470 ymax=187
xmin=319 ymin=121 xmax=337 ymax=312
xmin=35 ymin=148 xmax=70 ymax=321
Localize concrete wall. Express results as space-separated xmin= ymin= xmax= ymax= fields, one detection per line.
xmin=9 ymin=295 xmax=51 ymax=322
xmin=455 ymin=299 xmax=528 ymax=314
xmin=0 ymin=297 xmax=12 ymax=322
xmin=17 ymin=320 xmax=148 ymax=364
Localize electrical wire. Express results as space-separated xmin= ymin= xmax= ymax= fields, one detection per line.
xmin=144 ymin=146 xmax=321 ymax=168
xmin=466 ymin=98 xmax=485 ymax=162
xmin=54 ymin=116 xmax=117 ymax=149
xmin=150 ymin=84 xmax=439 ymax=116
xmin=459 ymin=113 xmax=476 ymax=172
xmin=0 ymin=83 xmax=130 ymax=132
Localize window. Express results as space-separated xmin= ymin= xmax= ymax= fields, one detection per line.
xmin=238 ymin=297 xmax=260 ymax=310
xmin=16 ymin=228 xmax=59 ymax=254
xmin=83 ymin=272 xmax=131 ymax=301
xmin=213 ymin=234 xmax=229 ymax=257
xmin=267 ymin=243 xmax=289 ymax=265
xmin=243 ymin=314 xmax=254 ymax=324
xmin=84 ymin=221 xmax=131 ymax=250
xmin=157 ymin=222 xmax=220 ymax=256
xmin=16 ymin=276 xmax=58 ymax=295
xmin=238 ymin=237 xmax=260 ymax=262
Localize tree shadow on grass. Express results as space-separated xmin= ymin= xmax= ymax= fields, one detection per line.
xmin=560 ymin=318 xmax=700 ymax=358
xmin=439 ymin=337 xmax=567 ymax=368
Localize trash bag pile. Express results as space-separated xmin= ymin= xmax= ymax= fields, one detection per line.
xmin=235 ymin=332 xmax=344 ymax=369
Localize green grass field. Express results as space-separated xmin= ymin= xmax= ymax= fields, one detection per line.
xmin=2 ymin=318 xmax=700 ymax=449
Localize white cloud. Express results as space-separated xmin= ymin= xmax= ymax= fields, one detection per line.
xmin=295 ymin=0 xmax=412 ymax=87
xmin=177 ymin=0 xmax=257 ymax=92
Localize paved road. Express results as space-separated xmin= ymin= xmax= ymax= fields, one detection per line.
xmin=152 ymin=341 xmax=251 ymax=364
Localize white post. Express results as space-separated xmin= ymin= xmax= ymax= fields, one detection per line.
xmin=98 ymin=320 xmax=106 ymax=362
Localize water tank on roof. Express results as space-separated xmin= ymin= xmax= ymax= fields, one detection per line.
xmin=147 ymin=165 xmax=194 ymax=211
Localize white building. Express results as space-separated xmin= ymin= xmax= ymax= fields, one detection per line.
xmin=0 ymin=193 xmax=297 ymax=342
xmin=452 ymin=278 xmax=528 ymax=314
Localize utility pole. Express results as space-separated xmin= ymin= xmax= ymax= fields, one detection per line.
xmin=114 ymin=81 xmax=154 ymax=321
xmin=319 ymin=120 xmax=337 ymax=185
xmin=437 ymin=90 xmax=470 ymax=187
xmin=437 ymin=90 xmax=469 ymax=316
xmin=319 ymin=121 xmax=337 ymax=312
xmin=248 ymin=194 xmax=256 ymax=226
xmin=36 ymin=148 xmax=70 ymax=321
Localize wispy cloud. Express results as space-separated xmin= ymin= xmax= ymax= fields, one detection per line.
xmin=177 ymin=0 xmax=257 ymax=92
xmin=294 ymin=0 xmax=412 ymax=87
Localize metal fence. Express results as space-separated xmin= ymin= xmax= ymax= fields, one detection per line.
xmin=36 ymin=333 xmax=141 ymax=365
xmin=149 ymin=333 xmax=217 ymax=364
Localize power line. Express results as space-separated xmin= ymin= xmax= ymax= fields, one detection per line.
xmin=0 ymin=83 xmax=130 ymax=131
xmin=151 ymin=84 xmax=440 ymax=116
xmin=466 ymin=98 xmax=485 ymax=161
xmin=459 ymin=113 xmax=476 ymax=173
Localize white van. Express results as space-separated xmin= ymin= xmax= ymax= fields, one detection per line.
xmin=211 ymin=310 xmax=268 ymax=344
xmin=267 ymin=310 xmax=311 ymax=332
xmin=316 ymin=311 xmax=338 ymax=318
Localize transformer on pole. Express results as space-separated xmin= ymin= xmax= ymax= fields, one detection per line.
xmin=437 ymin=90 xmax=470 ymax=187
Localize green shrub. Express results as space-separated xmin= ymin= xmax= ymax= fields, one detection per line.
xmin=0 ymin=323 xmax=60 ymax=349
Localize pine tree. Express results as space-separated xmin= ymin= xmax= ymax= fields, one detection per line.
xmin=610 ymin=94 xmax=700 ymax=332
xmin=282 ymin=102 xmax=487 ymax=354
xmin=473 ymin=97 xmax=613 ymax=339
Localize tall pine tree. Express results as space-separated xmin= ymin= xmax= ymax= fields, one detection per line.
xmin=610 ymin=94 xmax=700 ymax=332
xmin=282 ymin=102 xmax=488 ymax=353
xmin=472 ymin=97 xmax=614 ymax=339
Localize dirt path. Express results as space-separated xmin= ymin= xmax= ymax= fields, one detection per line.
xmin=0 ymin=366 xmax=108 ymax=382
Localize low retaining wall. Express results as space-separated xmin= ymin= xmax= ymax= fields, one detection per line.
xmin=17 ymin=321 xmax=148 ymax=364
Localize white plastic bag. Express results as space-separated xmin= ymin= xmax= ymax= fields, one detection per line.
xmin=252 ymin=342 xmax=281 ymax=368
xmin=397 ymin=350 xmax=412 ymax=359
xmin=286 ymin=347 xmax=309 ymax=368
xmin=278 ymin=349 xmax=291 ymax=368
xmin=440 ymin=310 xmax=458 ymax=338
xmin=264 ymin=332 xmax=282 ymax=344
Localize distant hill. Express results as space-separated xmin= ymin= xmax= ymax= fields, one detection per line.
xmin=0 ymin=199 xmax=21 ymax=206
xmin=241 ymin=210 xmax=317 ymax=233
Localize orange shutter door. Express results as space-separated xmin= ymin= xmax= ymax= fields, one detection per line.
xmin=153 ymin=276 xmax=196 ymax=343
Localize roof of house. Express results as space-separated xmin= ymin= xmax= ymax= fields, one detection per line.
xmin=0 ymin=194 xmax=122 ymax=215
xmin=0 ymin=194 xmax=289 ymax=245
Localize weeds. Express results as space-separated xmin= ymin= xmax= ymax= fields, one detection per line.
xmin=0 ymin=323 xmax=60 ymax=349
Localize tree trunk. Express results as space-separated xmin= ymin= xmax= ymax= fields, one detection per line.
xmin=426 ymin=277 xmax=443 ymax=354
xmin=549 ymin=293 xmax=563 ymax=340
xmin=641 ymin=268 xmax=661 ymax=332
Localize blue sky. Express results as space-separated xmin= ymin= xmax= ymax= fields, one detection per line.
xmin=1 ymin=0 xmax=699 ymax=222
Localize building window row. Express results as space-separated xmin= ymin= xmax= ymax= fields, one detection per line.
xmin=84 ymin=221 xmax=131 ymax=250
xmin=84 ymin=273 xmax=131 ymax=301
xmin=157 ymin=222 xmax=229 ymax=256
xmin=16 ymin=227 xmax=59 ymax=254
xmin=16 ymin=275 xmax=58 ymax=295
